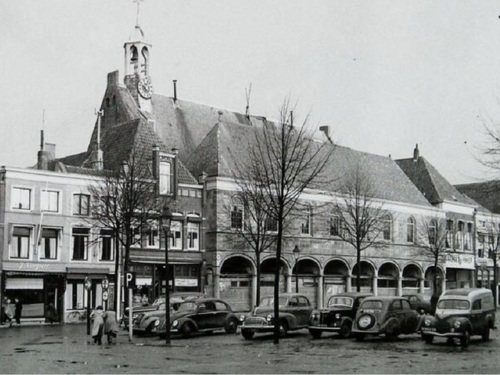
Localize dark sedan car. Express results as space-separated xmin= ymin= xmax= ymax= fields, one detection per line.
xmin=153 ymin=298 xmax=240 ymax=338
xmin=308 ymin=292 xmax=372 ymax=339
xmin=403 ymin=293 xmax=432 ymax=314
xmin=352 ymin=296 xmax=419 ymax=341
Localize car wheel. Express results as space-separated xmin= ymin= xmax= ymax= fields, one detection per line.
xmin=309 ymin=329 xmax=322 ymax=339
xmin=145 ymin=322 xmax=155 ymax=335
xmin=421 ymin=333 xmax=433 ymax=344
xmin=279 ymin=321 xmax=289 ymax=338
xmin=354 ymin=333 xmax=365 ymax=342
xmin=241 ymin=328 xmax=254 ymax=340
xmin=224 ymin=318 xmax=238 ymax=334
xmin=482 ymin=327 xmax=490 ymax=342
xmin=384 ymin=321 xmax=400 ymax=341
xmin=460 ymin=329 xmax=471 ymax=348
xmin=339 ymin=321 xmax=352 ymax=339
xmin=180 ymin=323 xmax=193 ymax=338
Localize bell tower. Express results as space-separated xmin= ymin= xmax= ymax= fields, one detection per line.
xmin=124 ymin=0 xmax=153 ymax=113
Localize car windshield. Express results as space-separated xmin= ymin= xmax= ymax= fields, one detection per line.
xmin=360 ymin=300 xmax=383 ymax=309
xmin=437 ymin=299 xmax=470 ymax=310
xmin=328 ymin=296 xmax=354 ymax=308
xmin=177 ymin=302 xmax=197 ymax=312
xmin=152 ymin=298 xmax=164 ymax=307
xmin=260 ymin=297 xmax=287 ymax=307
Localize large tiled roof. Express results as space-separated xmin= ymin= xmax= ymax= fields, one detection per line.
xmin=186 ymin=121 xmax=432 ymax=206
xmin=396 ymin=156 xmax=477 ymax=207
xmin=455 ymin=180 xmax=500 ymax=214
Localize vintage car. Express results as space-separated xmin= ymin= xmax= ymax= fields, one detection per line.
xmin=131 ymin=292 xmax=206 ymax=334
xmin=351 ymin=296 xmax=419 ymax=341
xmin=239 ymin=293 xmax=313 ymax=340
xmin=403 ymin=293 xmax=432 ymax=314
xmin=420 ymin=288 xmax=496 ymax=347
xmin=152 ymin=298 xmax=240 ymax=338
xmin=308 ymin=292 xmax=372 ymax=339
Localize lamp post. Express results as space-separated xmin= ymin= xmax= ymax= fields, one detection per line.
xmin=293 ymin=245 xmax=301 ymax=293
xmin=161 ymin=206 xmax=172 ymax=344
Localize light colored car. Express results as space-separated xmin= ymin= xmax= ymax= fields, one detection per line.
xmin=352 ymin=296 xmax=419 ymax=341
xmin=239 ymin=293 xmax=313 ymax=340
xmin=420 ymin=288 xmax=496 ymax=347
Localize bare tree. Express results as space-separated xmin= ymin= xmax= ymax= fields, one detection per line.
xmin=330 ymin=159 xmax=387 ymax=292
xmin=476 ymin=217 xmax=500 ymax=306
xmin=417 ymin=216 xmax=448 ymax=312
xmin=87 ymin=148 xmax=158 ymax=310
xmin=239 ymin=98 xmax=334 ymax=344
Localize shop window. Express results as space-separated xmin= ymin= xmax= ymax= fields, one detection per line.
xmin=382 ymin=215 xmax=392 ymax=241
xmin=41 ymin=190 xmax=59 ymax=213
xmin=187 ymin=222 xmax=199 ymax=250
xmin=230 ymin=204 xmax=243 ymax=229
xmin=377 ymin=279 xmax=397 ymax=288
xmin=73 ymin=193 xmax=90 ymax=216
xmin=407 ymin=217 xmax=415 ymax=243
xmin=12 ymin=187 xmax=31 ymax=210
xmin=67 ymin=281 xmax=85 ymax=310
xmin=100 ymin=229 xmax=113 ymax=261
xmin=72 ymin=228 xmax=89 ymax=260
xmin=41 ymin=228 xmax=58 ymax=259
xmin=10 ymin=226 xmax=31 ymax=259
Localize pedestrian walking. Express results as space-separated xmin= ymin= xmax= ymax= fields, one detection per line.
xmin=2 ymin=298 xmax=14 ymax=326
xmin=14 ymin=298 xmax=22 ymax=325
xmin=90 ymin=306 xmax=104 ymax=345
xmin=103 ymin=310 xmax=119 ymax=345
xmin=46 ymin=303 xmax=57 ymax=324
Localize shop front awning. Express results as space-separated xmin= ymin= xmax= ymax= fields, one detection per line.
xmin=66 ymin=267 xmax=112 ymax=279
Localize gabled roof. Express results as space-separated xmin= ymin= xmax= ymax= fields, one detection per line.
xmin=396 ymin=156 xmax=477 ymax=207
xmin=186 ymin=121 xmax=432 ymax=206
xmin=455 ymin=180 xmax=500 ymax=214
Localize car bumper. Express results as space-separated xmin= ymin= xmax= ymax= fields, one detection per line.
xmin=309 ymin=325 xmax=341 ymax=332
xmin=421 ymin=328 xmax=464 ymax=338
xmin=241 ymin=324 xmax=275 ymax=332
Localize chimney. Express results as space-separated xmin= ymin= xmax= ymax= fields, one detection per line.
xmin=413 ymin=143 xmax=419 ymax=162
xmin=90 ymin=110 xmax=104 ymax=170
xmin=319 ymin=125 xmax=334 ymax=144
xmin=107 ymin=70 xmax=119 ymax=87
xmin=37 ymin=130 xmax=51 ymax=170
xmin=198 ymin=171 xmax=207 ymax=185
xmin=173 ymin=80 xmax=177 ymax=101
xmin=171 ymin=147 xmax=179 ymax=155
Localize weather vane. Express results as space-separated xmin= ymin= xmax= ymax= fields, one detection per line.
xmin=133 ymin=0 xmax=144 ymax=27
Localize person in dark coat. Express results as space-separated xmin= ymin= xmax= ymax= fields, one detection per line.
xmin=2 ymin=298 xmax=13 ymax=326
xmin=90 ymin=306 xmax=104 ymax=345
xmin=103 ymin=310 xmax=119 ymax=345
xmin=46 ymin=303 xmax=57 ymax=324
xmin=14 ymin=298 xmax=22 ymax=325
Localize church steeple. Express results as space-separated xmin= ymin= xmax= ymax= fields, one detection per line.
xmin=123 ymin=0 xmax=153 ymax=113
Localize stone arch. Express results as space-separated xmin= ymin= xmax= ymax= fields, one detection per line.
xmin=377 ymin=262 xmax=400 ymax=296
xmin=351 ymin=260 xmax=375 ymax=293
xmin=219 ymin=255 xmax=255 ymax=311
xmin=402 ymin=263 xmax=423 ymax=292
xmin=424 ymin=266 xmax=445 ymax=295
xmin=260 ymin=257 xmax=288 ymax=296
xmin=323 ymin=258 xmax=350 ymax=301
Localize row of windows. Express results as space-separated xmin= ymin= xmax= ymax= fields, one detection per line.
xmin=12 ymin=187 xmax=90 ymax=216
xmin=131 ymin=221 xmax=200 ymax=251
xmin=9 ymin=226 xmax=113 ymax=261
xmin=230 ymin=204 xmax=477 ymax=249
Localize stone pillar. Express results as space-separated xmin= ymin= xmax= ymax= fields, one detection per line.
xmin=213 ymin=266 xmax=220 ymax=299
xmin=317 ymin=273 xmax=324 ymax=309
xmin=346 ymin=275 xmax=352 ymax=293
xmin=397 ymin=274 xmax=403 ymax=296
xmin=373 ymin=276 xmax=378 ymax=296
xmin=419 ymin=278 xmax=425 ymax=294
xmin=286 ymin=271 xmax=292 ymax=293
xmin=252 ymin=273 xmax=258 ymax=308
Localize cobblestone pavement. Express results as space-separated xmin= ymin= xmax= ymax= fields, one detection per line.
xmin=1 ymin=322 xmax=500 ymax=374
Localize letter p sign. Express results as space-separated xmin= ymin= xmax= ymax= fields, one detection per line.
xmin=125 ymin=272 xmax=136 ymax=289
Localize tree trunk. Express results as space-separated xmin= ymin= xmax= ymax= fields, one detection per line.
xmin=273 ymin=217 xmax=283 ymax=345
xmin=256 ymin=250 xmax=261 ymax=306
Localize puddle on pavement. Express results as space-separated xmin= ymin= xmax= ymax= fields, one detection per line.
xmin=56 ymin=359 xmax=87 ymax=365
xmin=14 ymin=347 xmax=38 ymax=354
xmin=115 ymin=364 xmax=129 ymax=369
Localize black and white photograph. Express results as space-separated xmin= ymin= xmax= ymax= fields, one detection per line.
xmin=1 ymin=1 xmax=500 ymax=373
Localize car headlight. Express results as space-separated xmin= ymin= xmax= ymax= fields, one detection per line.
xmin=132 ymin=314 xmax=138 ymax=319
xmin=239 ymin=315 xmax=246 ymax=322
xmin=266 ymin=314 xmax=273 ymax=322
xmin=453 ymin=320 xmax=461 ymax=329
xmin=310 ymin=311 xmax=319 ymax=320
xmin=424 ymin=319 xmax=431 ymax=326
xmin=154 ymin=320 xmax=160 ymax=326
xmin=358 ymin=315 xmax=372 ymax=329
xmin=172 ymin=320 xmax=179 ymax=327
xmin=335 ymin=313 xmax=341 ymax=320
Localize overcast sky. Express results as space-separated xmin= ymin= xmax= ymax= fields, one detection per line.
xmin=2 ymin=0 xmax=500 ymax=184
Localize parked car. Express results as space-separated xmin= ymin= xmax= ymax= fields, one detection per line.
xmin=403 ymin=293 xmax=432 ymax=314
xmin=308 ymin=292 xmax=372 ymax=339
xmin=153 ymin=298 xmax=240 ymax=338
xmin=420 ymin=288 xmax=496 ymax=347
xmin=351 ymin=296 xmax=419 ymax=341
xmin=239 ymin=293 xmax=313 ymax=340
xmin=131 ymin=292 xmax=207 ymax=334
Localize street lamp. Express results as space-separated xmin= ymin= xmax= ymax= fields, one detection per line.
xmin=293 ymin=245 xmax=301 ymax=293
xmin=161 ymin=206 xmax=172 ymax=344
